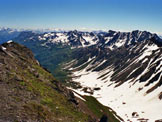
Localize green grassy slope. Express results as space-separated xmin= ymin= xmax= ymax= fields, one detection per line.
xmin=0 ymin=42 xmax=92 ymax=122
xmin=84 ymin=96 xmax=123 ymax=122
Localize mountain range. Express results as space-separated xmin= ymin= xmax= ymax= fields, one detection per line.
xmin=0 ymin=29 xmax=162 ymax=122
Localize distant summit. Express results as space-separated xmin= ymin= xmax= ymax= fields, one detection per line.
xmin=0 ymin=28 xmax=20 ymax=44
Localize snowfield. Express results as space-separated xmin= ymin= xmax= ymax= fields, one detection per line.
xmin=71 ymin=69 xmax=162 ymax=122
xmin=69 ymin=49 xmax=162 ymax=122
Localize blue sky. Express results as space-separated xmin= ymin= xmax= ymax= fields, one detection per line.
xmin=0 ymin=0 xmax=162 ymax=34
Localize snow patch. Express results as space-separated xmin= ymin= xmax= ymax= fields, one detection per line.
xmin=115 ymin=39 xmax=126 ymax=47
xmin=2 ymin=46 xmax=6 ymax=50
xmin=138 ymin=44 xmax=159 ymax=61
xmin=7 ymin=40 xmax=13 ymax=43
xmin=71 ymin=66 xmax=162 ymax=122
xmin=73 ymin=92 xmax=86 ymax=101
xmin=82 ymin=35 xmax=97 ymax=46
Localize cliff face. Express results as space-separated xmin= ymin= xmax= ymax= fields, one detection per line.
xmin=0 ymin=41 xmax=93 ymax=122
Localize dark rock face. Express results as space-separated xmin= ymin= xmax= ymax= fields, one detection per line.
xmin=155 ymin=119 xmax=162 ymax=122
xmin=100 ymin=114 xmax=108 ymax=122
xmin=159 ymin=92 xmax=162 ymax=100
